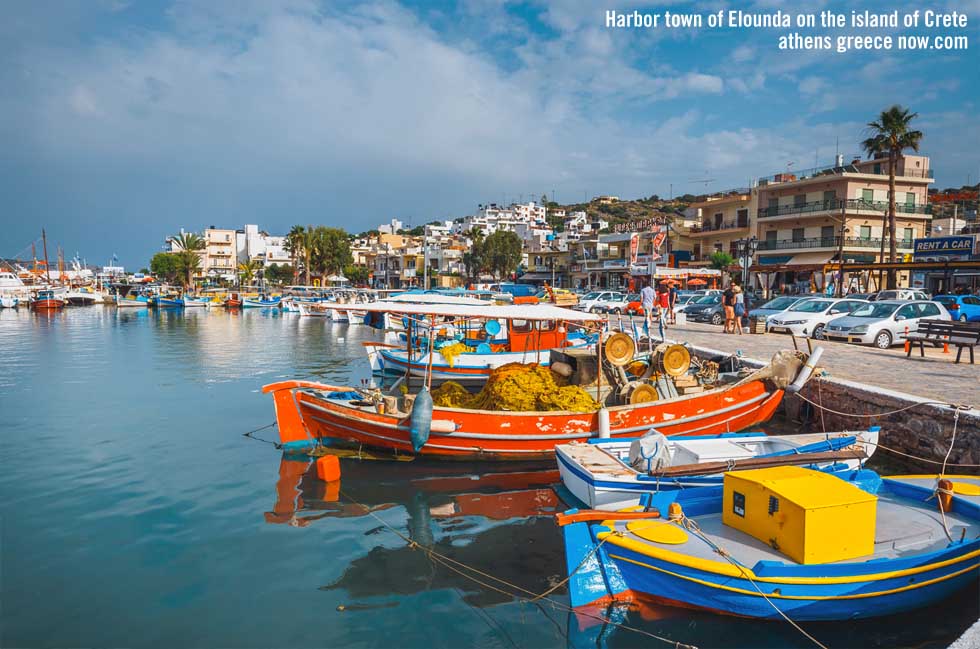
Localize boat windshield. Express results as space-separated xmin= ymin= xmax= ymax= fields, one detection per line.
xmin=759 ymin=296 xmax=798 ymax=310
xmin=850 ymin=303 xmax=899 ymax=318
xmin=788 ymin=299 xmax=832 ymax=313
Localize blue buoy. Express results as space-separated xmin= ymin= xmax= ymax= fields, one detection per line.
xmin=410 ymin=387 xmax=433 ymax=452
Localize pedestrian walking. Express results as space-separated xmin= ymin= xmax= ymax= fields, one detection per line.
xmin=668 ymin=283 xmax=679 ymax=324
xmin=640 ymin=281 xmax=656 ymax=344
xmin=733 ymin=285 xmax=745 ymax=335
xmin=722 ymin=284 xmax=736 ymax=333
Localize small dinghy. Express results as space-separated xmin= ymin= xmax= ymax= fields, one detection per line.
xmin=242 ymin=295 xmax=281 ymax=309
xmin=557 ymin=428 xmax=879 ymax=510
xmin=561 ymin=467 xmax=979 ymax=620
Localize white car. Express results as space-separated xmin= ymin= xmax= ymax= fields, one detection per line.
xmin=871 ymin=289 xmax=931 ymax=301
xmin=766 ymin=298 xmax=869 ymax=339
xmin=824 ymin=300 xmax=951 ymax=348
xmin=576 ymin=291 xmax=625 ymax=313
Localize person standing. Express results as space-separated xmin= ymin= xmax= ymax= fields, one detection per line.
xmin=668 ymin=283 xmax=679 ymax=324
xmin=656 ymin=284 xmax=670 ymax=339
xmin=733 ymin=285 xmax=745 ymax=335
xmin=722 ymin=283 xmax=736 ymax=333
xmin=640 ymin=281 xmax=656 ymax=339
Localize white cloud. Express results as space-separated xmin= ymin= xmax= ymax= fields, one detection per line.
xmin=798 ymin=76 xmax=828 ymax=95
xmin=731 ymin=44 xmax=755 ymax=63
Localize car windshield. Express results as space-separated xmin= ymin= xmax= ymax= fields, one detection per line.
xmin=696 ymin=295 xmax=720 ymax=305
xmin=627 ymin=294 xmax=640 ymax=302
xmin=850 ymin=303 xmax=899 ymax=318
xmin=789 ymin=299 xmax=832 ymax=313
xmin=676 ymin=295 xmax=695 ymax=304
xmin=760 ymin=297 xmax=798 ymax=310
xmin=582 ymin=292 xmax=601 ymax=300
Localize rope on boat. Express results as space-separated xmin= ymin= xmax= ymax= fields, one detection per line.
xmin=933 ymin=406 xmax=969 ymax=542
xmin=241 ymin=422 xmax=282 ymax=448
xmin=680 ymin=516 xmax=830 ymax=649
xmin=338 ymin=487 xmax=699 ymax=649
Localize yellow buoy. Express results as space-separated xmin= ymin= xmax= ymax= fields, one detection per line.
xmin=626 ymin=519 xmax=689 ymax=545
xmin=604 ymin=333 xmax=635 ymax=367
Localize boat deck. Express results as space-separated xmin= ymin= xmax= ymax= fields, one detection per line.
xmin=609 ymin=490 xmax=977 ymax=569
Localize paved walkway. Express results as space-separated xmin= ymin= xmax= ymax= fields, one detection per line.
xmin=614 ymin=316 xmax=979 ymax=406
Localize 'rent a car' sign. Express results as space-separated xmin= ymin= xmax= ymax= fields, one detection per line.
xmin=912 ymin=236 xmax=976 ymax=262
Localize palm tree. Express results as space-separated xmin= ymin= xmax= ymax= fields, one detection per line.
xmin=300 ymin=225 xmax=318 ymax=286
xmin=171 ymin=232 xmax=205 ymax=288
xmin=861 ymin=105 xmax=923 ymax=289
xmin=284 ymin=225 xmax=305 ymax=283
xmin=238 ymin=259 xmax=260 ymax=287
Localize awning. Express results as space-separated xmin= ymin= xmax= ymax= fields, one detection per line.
xmin=785 ymin=252 xmax=834 ymax=266
xmin=518 ymin=272 xmax=554 ymax=280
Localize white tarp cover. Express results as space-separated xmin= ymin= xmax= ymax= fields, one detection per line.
xmin=315 ymin=300 xmax=603 ymax=322
xmin=385 ymin=293 xmax=487 ymax=305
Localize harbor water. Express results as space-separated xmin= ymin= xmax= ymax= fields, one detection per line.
xmin=1 ymin=307 xmax=976 ymax=648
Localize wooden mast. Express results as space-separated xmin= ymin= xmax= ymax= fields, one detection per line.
xmin=41 ymin=229 xmax=51 ymax=284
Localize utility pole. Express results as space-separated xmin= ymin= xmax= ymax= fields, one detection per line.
xmin=422 ymin=225 xmax=429 ymax=290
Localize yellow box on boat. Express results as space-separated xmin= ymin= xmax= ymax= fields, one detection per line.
xmin=722 ymin=466 xmax=877 ymax=565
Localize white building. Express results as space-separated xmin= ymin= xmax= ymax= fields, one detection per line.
xmin=378 ymin=218 xmax=404 ymax=235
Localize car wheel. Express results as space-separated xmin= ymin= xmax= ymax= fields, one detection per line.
xmin=612 ymin=308 xmax=621 ymax=314
xmin=589 ymin=307 xmax=598 ymax=313
xmin=960 ymin=315 xmax=968 ymax=322
xmin=874 ymin=330 xmax=892 ymax=349
xmin=710 ymin=312 xmax=723 ymax=325
xmin=811 ymin=324 xmax=826 ymax=340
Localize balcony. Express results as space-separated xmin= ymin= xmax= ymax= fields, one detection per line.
xmin=690 ymin=221 xmax=750 ymax=234
xmin=756 ymin=236 xmax=914 ymax=252
xmin=759 ymin=199 xmax=931 ymax=219
xmin=756 ymin=163 xmax=933 ymax=186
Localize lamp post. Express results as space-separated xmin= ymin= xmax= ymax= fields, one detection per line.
xmin=736 ymin=236 xmax=758 ymax=291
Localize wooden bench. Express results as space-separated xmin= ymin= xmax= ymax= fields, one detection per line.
xmin=906 ymin=319 xmax=980 ymax=364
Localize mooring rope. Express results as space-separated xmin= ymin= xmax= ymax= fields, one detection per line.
xmin=338 ymin=487 xmax=698 ymax=649
xmin=680 ymin=516 xmax=829 ymax=649
xmin=241 ymin=422 xmax=282 ymax=448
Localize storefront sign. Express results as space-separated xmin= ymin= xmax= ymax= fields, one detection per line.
xmin=612 ymin=216 xmax=672 ymax=233
xmin=913 ymin=236 xmax=976 ymax=261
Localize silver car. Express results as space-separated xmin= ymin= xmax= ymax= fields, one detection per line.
xmin=824 ymin=300 xmax=950 ymax=349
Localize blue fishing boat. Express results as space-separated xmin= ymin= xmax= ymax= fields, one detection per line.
xmin=242 ymin=295 xmax=281 ymax=308
xmin=156 ymin=296 xmax=184 ymax=308
xmin=561 ymin=469 xmax=979 ymax=620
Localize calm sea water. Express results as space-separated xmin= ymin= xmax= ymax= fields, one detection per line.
xmin=1 ymin=306 xmax=976 ymax=649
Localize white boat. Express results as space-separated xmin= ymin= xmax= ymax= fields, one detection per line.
xmin=0 ymin=295 xmax=19 ymax=308
xmin=297 ymin=302 xmax=331 ymax=317
xmin=556 ymin=427 xmax=880 ymax=510
xmin=64 ymin=288 xmax=103 ymax=305
xmin=183 ymin=296 xmax=212 ymax=308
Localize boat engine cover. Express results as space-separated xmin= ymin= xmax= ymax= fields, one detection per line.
xmin=628 ymin=430 xmax=671 ymax=473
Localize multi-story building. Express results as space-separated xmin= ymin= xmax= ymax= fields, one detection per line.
xmin=687 ymin=190 xmax=756 ymax=264
xmin=202 ymin=227 xmax=238 ymax=281
xmin=753 ymin=154 xmax=933 ymax=292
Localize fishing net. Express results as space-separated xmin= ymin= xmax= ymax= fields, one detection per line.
xmin=438 ymin=342 xmax=475 ymax=368
xmin=431 ymin=363 xmax=599 ymax=413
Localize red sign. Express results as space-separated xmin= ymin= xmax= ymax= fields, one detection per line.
xmin=652 ymin=229 xmax=666 ymax=252
xmin=629 ymin=233 xmax=639 ymax=265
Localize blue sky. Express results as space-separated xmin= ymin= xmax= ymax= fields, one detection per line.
xmin=2 ymin=0 xmax=978 ymax=268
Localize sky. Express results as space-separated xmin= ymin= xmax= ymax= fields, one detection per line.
xmin=2 ymin=0 xmax=978 ymax=269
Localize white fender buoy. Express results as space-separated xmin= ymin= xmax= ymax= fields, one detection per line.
xmin=787 ymin=346 xmax=823 ymax=393
xmin=597 ymin=407 xmax=611 ymax=439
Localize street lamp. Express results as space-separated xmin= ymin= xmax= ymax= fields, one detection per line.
xmin=736 ymin=236 xmax=758 ymax=291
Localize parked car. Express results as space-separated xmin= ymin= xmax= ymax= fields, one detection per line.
xmin=933 ymin=295 xmax=980 ymax=322
xmin=846 ymin=292 xmax=876 ymax=300
xmin=824 ymin=300 xmax=951 ymax=349
xmin=748 ymin=295 xmax=820 ymax=320
xmin=766 ymin=298 xmax=869 ymax=339
xmin=671 ymin=293 xmax=701 ymax=314
xmin=594 ymin=292 xmax=631 ymax=313
xmin=685 ymin=294 xmax=725 ymax=325
xmin=575 ymin=291 xmax=624 ymax=312
xmin=869 ymin=289 xmax=930 ymax=301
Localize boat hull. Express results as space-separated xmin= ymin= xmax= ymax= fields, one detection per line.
xmin=262 ymin=378 xmax=784 ymax=461
xmin=243 ymin=299 xmax=281 ymax=308
xmin=115 ymin=298 xmax=148 ymax=307
xmin=31 ymin=299 xmax=65 ymax=310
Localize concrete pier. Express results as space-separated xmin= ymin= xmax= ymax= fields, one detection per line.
xmin=948 ymin=617 xmax=980 ymax=649
xmin=645 ymin=320 xmax=980 ymax=469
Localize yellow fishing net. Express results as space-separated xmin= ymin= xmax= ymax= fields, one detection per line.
xmin=438 ymin=342 xmax=475 ymax=368
xmin=431 ymin=363 xmax=599 ymax=412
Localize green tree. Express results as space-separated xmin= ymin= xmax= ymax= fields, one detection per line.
xmin=861 ymin=105 xmax=923 ymax=289
xmin=708 ymin=251 xmax=736 ymax=271
xmin=344 ymin=264 xmax=370 ymax=285
xmin=310 ymin=226 xmax=353 ymax=279
xmin=149 ymin=252 xmax=181 ymax=283
xmin=482 ymin=230 xmax=523 ymax=280
xmin=540 ymin=193 xmax=549 ymax=206
xmin=284 ymin=225 xmax=306 ymax=282
xmin=170 ymin=232 xmax=205 ymax=288
xmin=238 ymin=259 xmax=261 ymax=286
xmin=264 ymin=263 xmax=295 ymax=286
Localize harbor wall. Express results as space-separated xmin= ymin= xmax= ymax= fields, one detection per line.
xmin=687 ymin=344 xmax=980 ymax=471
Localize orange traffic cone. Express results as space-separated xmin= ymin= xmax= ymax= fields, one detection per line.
xmin=903 ymin=326 xmax=910 ymax=354
xmin=943 ymin=341 xmax=950 ymax=354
